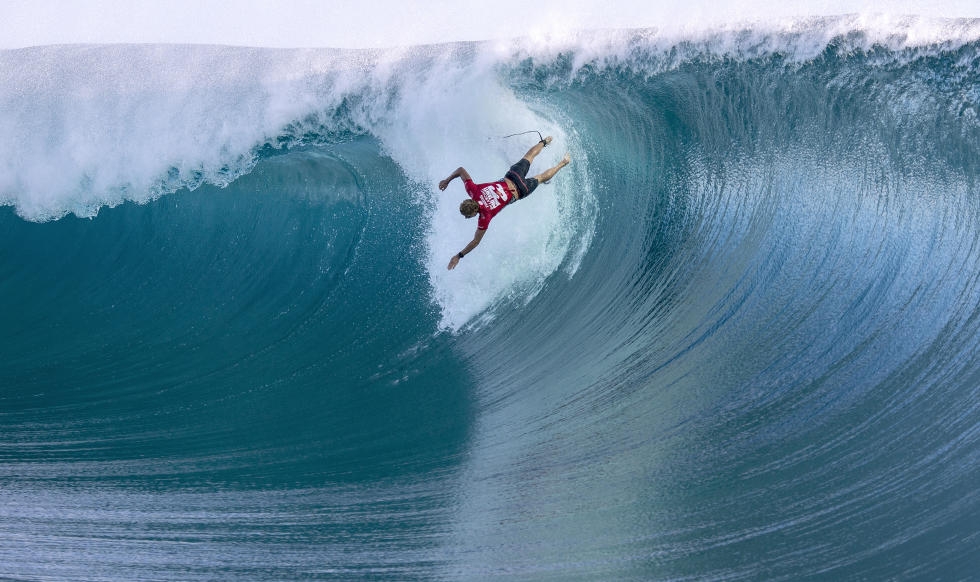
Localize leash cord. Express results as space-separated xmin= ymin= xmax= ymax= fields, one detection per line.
xmin=497 ymin=130 xmax=546 ymax=144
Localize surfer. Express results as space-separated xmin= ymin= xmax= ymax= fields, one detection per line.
xmin=439 ymin=136 xmax=571 ymax=270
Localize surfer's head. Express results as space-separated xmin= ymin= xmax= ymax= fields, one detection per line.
xmin=459 ymin=199 xmax=479 ymax=218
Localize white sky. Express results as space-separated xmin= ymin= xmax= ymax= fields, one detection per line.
xmin=2 ymin=0 xmax=979 ymax=49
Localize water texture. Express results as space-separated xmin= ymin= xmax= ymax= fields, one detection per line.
xmin=2 ymin=19 xmax=980 ymax=580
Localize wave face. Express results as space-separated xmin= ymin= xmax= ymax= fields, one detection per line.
xmin=4 ymin=18 xmax=980 ymax=580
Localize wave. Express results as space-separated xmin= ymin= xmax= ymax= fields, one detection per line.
xmin=3 ymin=16 xmax=980 ymax=580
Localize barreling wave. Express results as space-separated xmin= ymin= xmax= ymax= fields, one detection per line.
xmin=2 ymin=16 xmax=980 ymax=581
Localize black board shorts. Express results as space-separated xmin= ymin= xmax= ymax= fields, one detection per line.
xmin=504 ymin=159 xmax=539 ymax=201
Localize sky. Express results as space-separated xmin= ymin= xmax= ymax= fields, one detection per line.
xmin=2 ymin=0 xmax=979 ymax=49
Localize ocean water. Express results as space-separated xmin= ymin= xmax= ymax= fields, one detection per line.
xmin=3 ymin=16 xmax=980 ymax=580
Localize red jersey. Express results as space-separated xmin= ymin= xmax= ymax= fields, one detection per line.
xmin=464 ymin=179 xmax=513 ymax=230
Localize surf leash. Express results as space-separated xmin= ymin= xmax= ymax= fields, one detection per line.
xmin=497 ymin=130 xmax=548 ymax=146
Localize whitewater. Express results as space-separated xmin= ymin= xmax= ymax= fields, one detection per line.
xmin=2 ymin=14 xmax=980 ymax=580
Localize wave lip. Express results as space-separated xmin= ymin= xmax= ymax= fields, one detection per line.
xmin=4 ymin=15 xmax=980 ymax=220
xmin=0 ymin=44 xmax=377 ymax=220
xmin=4 ymin=1 xmax=980 ymax=49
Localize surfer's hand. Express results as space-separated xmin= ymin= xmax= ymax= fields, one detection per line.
xmin=448 ymin=255 xmax=460 ymax=270
xmin=438 ymin=178 xmax=450 ymax=191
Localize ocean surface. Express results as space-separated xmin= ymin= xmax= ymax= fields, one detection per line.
xmin=3 ymin=16 xmax=980 ymax=580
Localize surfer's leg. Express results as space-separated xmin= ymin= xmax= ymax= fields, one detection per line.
xmin=532 ymin=153 xmax=571 ymax=184
xmin=521 ymin=136 xmax=553 ymax=163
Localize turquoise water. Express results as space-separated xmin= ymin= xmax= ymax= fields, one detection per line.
xmin=3 ymin=22 xmax=980 ymax=580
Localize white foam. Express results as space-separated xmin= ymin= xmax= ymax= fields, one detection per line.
xmin=0 ymin=45 xmax=410 ymax=220
xmin=498 ymin=13 xmax=980 ymax=74
xmin=2 ymin=0 xmax=979 ymax=49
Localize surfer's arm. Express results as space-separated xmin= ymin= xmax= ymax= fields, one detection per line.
xmin=447 ymin=228 xmax=486 ymax=270
xmin=439 ymin=167 xmax=472 ymax=191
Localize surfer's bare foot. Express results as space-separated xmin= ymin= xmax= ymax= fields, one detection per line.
xmin=543 ymin=136 xmax=553 ymax=146
xmin=534 ymin=153 xmax=571 ymax=184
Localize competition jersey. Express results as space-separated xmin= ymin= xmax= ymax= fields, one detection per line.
xmin=464 ymin=179 xmax=513 ymax=230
